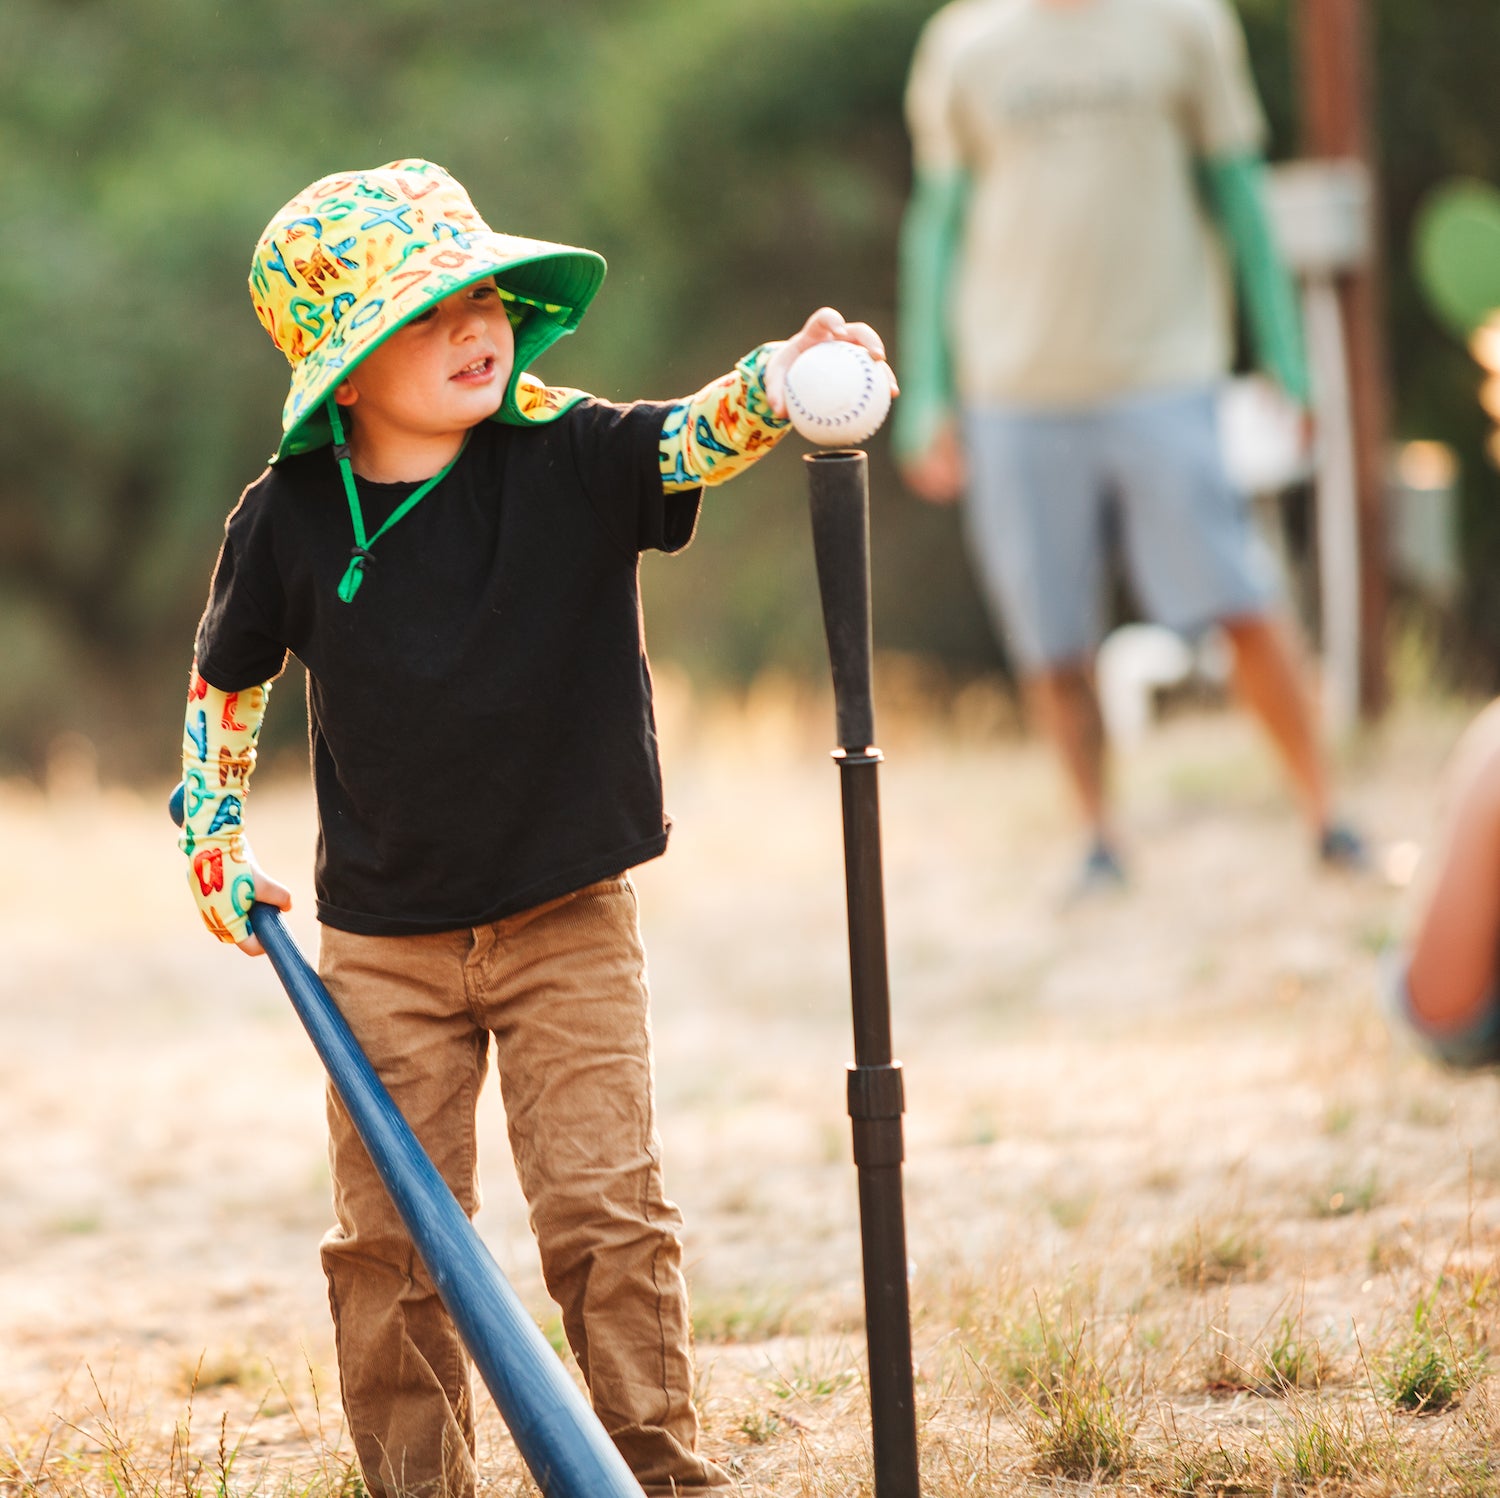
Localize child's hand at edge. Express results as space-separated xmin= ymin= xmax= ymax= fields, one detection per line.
xmin=236 ymin=863 xmax=294 ymax=958
xmin=763 ymin=307 xmax=900 ymax=419
xmin=1405 ymin=699 xmax=1500 ymax=1033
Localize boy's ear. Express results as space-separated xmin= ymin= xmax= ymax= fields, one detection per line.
xmin=333 ymin=380 xmax=358 ymax=408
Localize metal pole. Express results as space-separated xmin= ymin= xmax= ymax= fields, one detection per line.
xmin=1303 ymin=276 xmax=1362 ymax=732
xmin=1296 ymin=0 xmax=1391 ymax=719
xmin=805 ymin=449 xmax=921 ymax=1498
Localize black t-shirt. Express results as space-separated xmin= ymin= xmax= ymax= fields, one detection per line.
xmin=195 ymin=400 xmax=702 ymax=936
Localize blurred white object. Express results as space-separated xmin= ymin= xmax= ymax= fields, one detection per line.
xmin=1303 ymin=278 xmax=1361 ymax=736
xmin=1265 ymin=159 xmax=1373 ymax=276
xmin=1264 ymin=158 xmax=1375 ymax=738
xmin=1097 ymin=623 xmax=1228 ymax=745
xmin=1218 ymin=375 xmax=1313 ymax=494
xmin=1381 ymin=839 xmax=1422 ymax=891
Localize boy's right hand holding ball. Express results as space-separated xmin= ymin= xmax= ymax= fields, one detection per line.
xmin=763 ymin=307 xmax=898 ymax=434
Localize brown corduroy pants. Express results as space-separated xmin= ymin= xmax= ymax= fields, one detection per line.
xmin=316 ymin=875 xmax=727 ymax=1498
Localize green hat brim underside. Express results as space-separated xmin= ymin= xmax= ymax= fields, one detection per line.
xmin=272 ymin=244 xmax=606 ymax=462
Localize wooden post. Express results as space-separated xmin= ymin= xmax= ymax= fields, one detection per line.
xmin=1295 ymin=0 xmax=1391 ymax=719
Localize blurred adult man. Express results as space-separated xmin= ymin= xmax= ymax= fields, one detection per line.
xmin=895 ymin=0 xmax=1364 ymax=891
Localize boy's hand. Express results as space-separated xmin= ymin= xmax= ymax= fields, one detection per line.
xmin=764 ymin=308 xmax=899 ymax=419
xmin=236 ymin=864 xmax=294 ymax=957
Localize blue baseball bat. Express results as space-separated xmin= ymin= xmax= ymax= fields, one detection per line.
xmin=170 ymin=783 xmax=643 ymax=1498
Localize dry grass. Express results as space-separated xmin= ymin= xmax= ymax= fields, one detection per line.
xmin=4 ymin=673 xmax=1500 ymax=1493
xmin=10 ymin=1284 xmax=1500 ymax=1496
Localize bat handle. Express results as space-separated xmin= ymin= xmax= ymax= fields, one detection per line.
xmin=805 ymin=450 xmax=876 ymax=752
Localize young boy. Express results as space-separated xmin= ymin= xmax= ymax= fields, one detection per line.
xmin=180 ymin=158 xmax=896 ymax=1498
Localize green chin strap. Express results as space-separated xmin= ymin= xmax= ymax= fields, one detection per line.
xmin=495 ymin=289 xmax=577 ymax=424
xmin=315 ymin=282 xmax=596 ymax=600
xmin=326 ymin=398 xmax=469 ymax=604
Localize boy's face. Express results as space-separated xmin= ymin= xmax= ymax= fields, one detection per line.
xmin=334 ymin=280 xmax=516 ymax=461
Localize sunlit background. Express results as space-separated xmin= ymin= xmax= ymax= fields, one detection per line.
xmin=10 ymin=6 xmax=1500 ymax=1491
xmin=3 ymin=0 xmax=1500 ymax=781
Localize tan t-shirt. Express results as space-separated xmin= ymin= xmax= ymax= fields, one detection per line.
xmin=906 ymin=0 xmax=1266 ymax=406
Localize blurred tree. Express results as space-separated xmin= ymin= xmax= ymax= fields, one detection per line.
xmin=0 ymin=0 xmax=629 ymax=773
xmin=1374 ymin=0 xmax=1500 ymax=679
xmin=573 ymin=0 xmax=993 ymax=692
xmin=0 ymin=0 xmax=1497 ymax=777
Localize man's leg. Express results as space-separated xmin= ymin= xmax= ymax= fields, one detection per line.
xmin=1025 ymin=662 xmax=1112 ymax=842
xmin=318 ymin=926 xmax=488 ymax=1498
xmin=474 ymin=876 xmax=726 ymax=1497
xmin=1219 ymin=611 xmax=1330 ymax=832
xmin=962 ymin=408 xmax=1120 ymax=870
xmin=1106 ymin=385 xmax=1363 ymax=862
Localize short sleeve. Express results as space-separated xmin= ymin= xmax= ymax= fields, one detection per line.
xmin=194 ymin=487 xmax=292 ymax=691
xmin=567 ymin=399 xmax=702 ymax=556
xmin=1183 ymin=0 xmax=1267 ymax=159
xmin=905 ymin=1 xmax=978 ymax=175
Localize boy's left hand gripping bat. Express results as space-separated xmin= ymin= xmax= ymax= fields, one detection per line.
xmin=169 ymin=784 xmax=644 ymax=1498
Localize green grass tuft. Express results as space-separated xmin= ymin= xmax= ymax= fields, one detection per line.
xmin=1379 ymin=1288 xmax=1484 ymax=1413
xmin=1015 ymin=1323 xmax=1137 ymax=1480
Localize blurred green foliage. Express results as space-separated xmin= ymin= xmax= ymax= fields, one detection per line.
xmin=0 ymin=1 xmax=1496 ymax=776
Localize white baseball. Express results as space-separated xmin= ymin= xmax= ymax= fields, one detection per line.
xmin=784 ymin=341 xmax=892 ymax=446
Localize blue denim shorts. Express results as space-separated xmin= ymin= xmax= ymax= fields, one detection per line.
xmin=1380 ymin=949 xmax=1500 ymax=1070
xmin=962 ymin=384 xmax=1281 ymax=670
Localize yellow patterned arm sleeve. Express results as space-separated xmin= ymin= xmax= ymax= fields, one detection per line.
xmin=179 ymin=663 xmax=270 ymax=944
xmin=659 ymin=343 xmax=792 ymax=492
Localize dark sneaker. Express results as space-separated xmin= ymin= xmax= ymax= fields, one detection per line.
xmin=1063 ymin=839 xmax=1128 ymax=905
xmin=1318 ymin=821 xmax=1370 ymax=873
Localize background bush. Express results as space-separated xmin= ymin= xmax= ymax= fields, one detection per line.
xmin=1 ymin=0 xmax=1495 ymax=775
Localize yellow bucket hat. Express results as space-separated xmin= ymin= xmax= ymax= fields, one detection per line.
xmin=249 ymin=159 xmax=606 ymax=460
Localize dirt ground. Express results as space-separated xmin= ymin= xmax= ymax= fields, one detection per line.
xmin=3 ymin=675 xmax=1497 ymax=1490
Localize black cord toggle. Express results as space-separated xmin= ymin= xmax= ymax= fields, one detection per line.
xmin=338 ymin=546 xmax=376 ymax=603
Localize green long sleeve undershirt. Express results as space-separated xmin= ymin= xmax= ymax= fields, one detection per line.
xmin=893 ymin=166 xmax=968 ymax=460
xmin=1201 ymin=152 xmax=1311 ymax=408
xmin=892 ymin=152 xmax=1311 ymax=461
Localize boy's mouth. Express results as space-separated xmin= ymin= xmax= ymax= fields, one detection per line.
xmin=452 ymin=356 xmax=495 ymax=382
